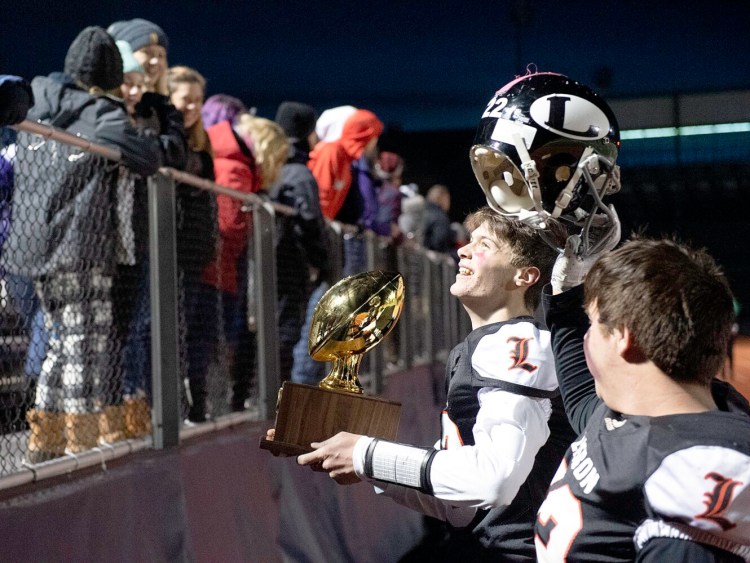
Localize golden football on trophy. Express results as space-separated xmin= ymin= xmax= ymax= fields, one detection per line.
xmin=259 ymin=271 xmax=405 ymax=456
xmin=310 ymin=270 xmax=405 ymax=393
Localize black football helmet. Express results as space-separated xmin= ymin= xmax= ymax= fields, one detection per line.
xmin=470 ymin=72 xmax=621 ymax=254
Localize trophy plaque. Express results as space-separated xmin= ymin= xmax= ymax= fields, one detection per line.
xmin=260 ymin=271 xmax=404 ymax=456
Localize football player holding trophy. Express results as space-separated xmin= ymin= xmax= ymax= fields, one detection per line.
xmin=293 ymin=72 xmax=627 ymax=559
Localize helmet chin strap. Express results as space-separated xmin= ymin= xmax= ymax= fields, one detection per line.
xmin=493 ymin=135 xmax=621 ymax=256
xmin=516 ymin=208 xmax=546 ymax=228
xmin=510 ymin=133 xmax=595 ymax=228
xmin=512 ymin=133 xmax=545 ymax=225
xmin=551 ymin=146 xmax=595 ymax=219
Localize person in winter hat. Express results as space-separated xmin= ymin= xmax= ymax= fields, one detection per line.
xmin=115 ymin=40 xmax=145 ymax=115
xmin=308 ymin=109 xmax=383 ymax=220
xmin=108 ymin=18 xmax=169 ymax=95
xmin=315 ymin=105 xmax=356 ymax=143
xmin=273 ymin=101 xmax=331 ymax=384
xmin=64 ymin=25 xmax=123 ymax=92
xmin=0 ymin=75 xmax=34 ymax=126
xmin=275 ymin=101 xmax=318 ymax=151
xmin=107 ymin=41 xmax=187 ymax=440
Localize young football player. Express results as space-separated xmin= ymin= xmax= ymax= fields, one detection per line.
xmin=293 ymin=208 xmax=576 ymax=560
xmin=537 ymin=230 xmax=750 ymax=561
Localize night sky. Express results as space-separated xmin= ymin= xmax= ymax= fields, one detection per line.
xmin=4 ymin=1 xmax=750 ymax=322
xmin=3 ymin=1 xmax=750 ymax=131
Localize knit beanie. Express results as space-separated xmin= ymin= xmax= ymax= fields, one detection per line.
xmin=116 ymin=40 xmax=144 ymax=75
xmin=274 ymin=101 xmax=317 ymax=141
xmin=315 ymin=105 xmax=357 ymax=143
xmin=64 ymin=26 xmax=123 ymax=90
xmin=108 ymin=18 xmax=169 ymax=53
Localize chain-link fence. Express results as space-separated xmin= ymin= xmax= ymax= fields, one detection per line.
xmin=0 ymin=119 xmax=467 ymax=487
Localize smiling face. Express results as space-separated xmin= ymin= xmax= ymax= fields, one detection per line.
xmin=133 ymin=45 xmax=167 ymax=88
xmin=170 ymin=81 xmax=204 ymax=130
xmin=450 ymin=222 xmax=521 ymax=318
xmin=120 ymin=71 xmax=145 ymax=115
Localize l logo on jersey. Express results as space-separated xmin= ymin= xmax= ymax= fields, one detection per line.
xmin=507 ymin=336 xmax=537 ymax=373
xmin=696 ymin=472 xmax=743 ymax=531
xmin=529 ymin=94 xmax=610 ymax=141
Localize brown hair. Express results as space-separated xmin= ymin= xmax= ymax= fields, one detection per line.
xmin=167 ymin=65 xmax=210 ymax=153
xmin=584 ymin=237 xmax=735 ymax=385
xmin=464 ymin=207 xmax=565 ymax=311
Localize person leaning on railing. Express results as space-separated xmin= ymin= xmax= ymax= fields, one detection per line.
xmin=197 ymin=107 xmax=289 ymax=417
xmin=0 ymin=76 xmax=49 ymax=415
xmin=105 ymin=37 xmax=188 ymax=442
xmin=1 ymin=26 xmax=184 ymax=463
xmin=167 ymin=65 xmax=218 ymax=423
xmin=108 ymin=18 xmax=170 ymax=97
xmin=308 ymin=108 xmax=383 ymax=277
xmin=271 ymin=101 xmax=330 ymax=385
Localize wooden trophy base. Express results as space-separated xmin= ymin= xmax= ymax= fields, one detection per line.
xmin=259 ymin=382 xmax=401 ymax=456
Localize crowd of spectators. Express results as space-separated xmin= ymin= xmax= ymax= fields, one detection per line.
xmin=0 ymin=19 xmax=463 ymax=462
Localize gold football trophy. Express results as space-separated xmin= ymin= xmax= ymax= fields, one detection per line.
xmin=260 ymin=271 xmax=404 ymax=456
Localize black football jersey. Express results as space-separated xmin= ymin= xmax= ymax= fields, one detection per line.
xmin=534 ymin=400 xmax=750 ymax=562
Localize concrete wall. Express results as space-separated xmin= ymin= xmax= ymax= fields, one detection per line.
xmin=0 ymin=364 xmax=445 ymax=563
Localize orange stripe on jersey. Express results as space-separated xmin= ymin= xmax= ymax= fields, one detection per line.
xmin=441 ymin=410 xmax=464 ymax=449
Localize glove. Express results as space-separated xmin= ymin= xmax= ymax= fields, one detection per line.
xmin=551 ymin=205 xmax=621 ymax=294
xmin=0 ymin=76 xmax=34 ymax=126
xmin=134 ymin=92 xmax=173 ymax=132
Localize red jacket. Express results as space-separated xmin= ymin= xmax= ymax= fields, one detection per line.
xmin=202 ymin=120 xmax=261 ymax=295
xmin=308 ymin=109 xmax=383 ymax=220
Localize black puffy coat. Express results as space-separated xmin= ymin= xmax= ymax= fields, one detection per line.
xmin=2 ymin=73 xmax=174 ymax=278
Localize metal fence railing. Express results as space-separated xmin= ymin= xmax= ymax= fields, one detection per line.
xmin=0 ymin=119 xmax=468 ymax=489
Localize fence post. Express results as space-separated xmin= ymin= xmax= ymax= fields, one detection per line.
xmin=252 ymin=201 xmax=280 ymax=421
xmin=422 ymin=252 xmax=435 ymax=364
xmin=396 ymin=244 xmax=414 ymax=370
xmin=327 ymin=223 xmax=344 ymax=282
xmin=365 ymin=232 xmax=386 ymax=394
xmin=148 ymin=174 xmax=180 ymax=449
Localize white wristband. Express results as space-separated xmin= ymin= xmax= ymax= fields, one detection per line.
xmin=364 ymin=439 xmax=438 ymax=494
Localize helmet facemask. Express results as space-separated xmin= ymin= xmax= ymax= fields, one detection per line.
xmin=572 ymin=151 xmax=621 ymax=256
xmin=471 ymin=137 xmax=621 ymax=255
